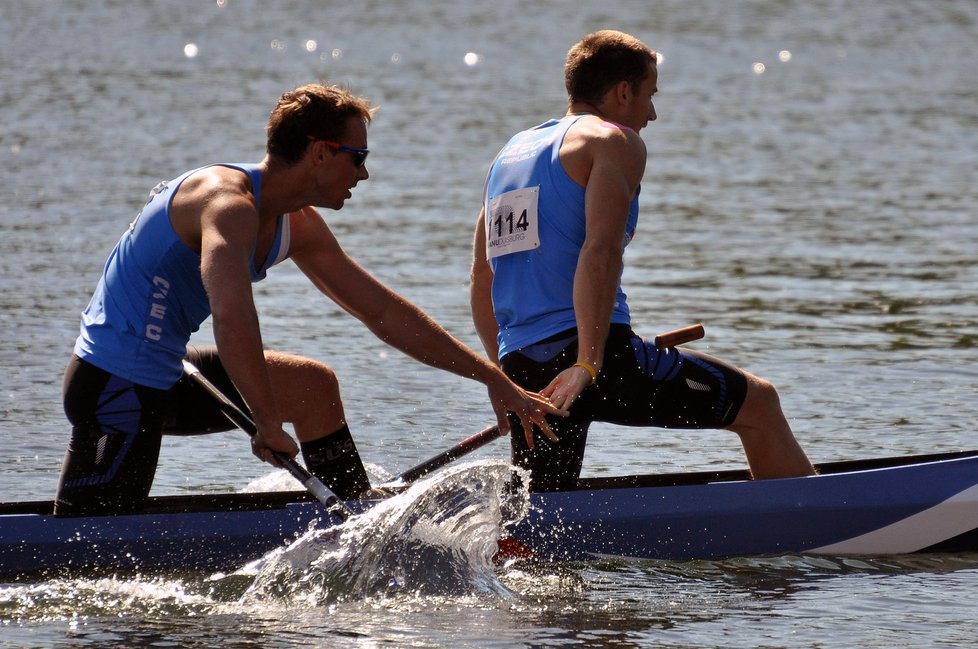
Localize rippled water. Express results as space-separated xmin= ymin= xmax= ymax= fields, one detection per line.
xmin=2 ymin=0 xmax=977 ymax=646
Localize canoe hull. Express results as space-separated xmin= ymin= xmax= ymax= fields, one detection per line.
xmin=513 ymin=453 xmax=978 ymax=561
xmin=3 ymin=451 xmax=978 ymax=579
xmin=0 ymin=496 xmax=332 ymax=578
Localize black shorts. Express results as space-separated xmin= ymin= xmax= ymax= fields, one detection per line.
xmin=500 ymin=325 xmax=748 ymax=491
xmin=55 ymin=346 xmax=246 ymax=515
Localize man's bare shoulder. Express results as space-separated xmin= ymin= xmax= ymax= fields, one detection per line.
xmin=572 ymin=115 xmax=645 ymax=156
xmin=175 ymin=165 xmax=256 ymax=213
xmin=562 ymin=115 xmax=646 ymax=185
xmin=169 ymin=166 xmax=259 ymax=251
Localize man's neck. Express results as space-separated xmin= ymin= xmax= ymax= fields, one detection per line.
xmin=568 ymin=99 xmax=612 ymax=121
xmin=256 ymin=155 xmax=310 ymax=218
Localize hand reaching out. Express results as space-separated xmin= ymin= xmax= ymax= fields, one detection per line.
xmin=485 ymin=375 xmax=568 ymax=449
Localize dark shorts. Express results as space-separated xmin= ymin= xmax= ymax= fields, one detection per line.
xmin=55 ymin=346 xmax=245 ymax=515
xmin=501 ymin=325 xmax=748 ymax=491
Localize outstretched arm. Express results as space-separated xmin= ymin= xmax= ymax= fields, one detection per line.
xmin=289 ymin=207 xmax=566 ymax=445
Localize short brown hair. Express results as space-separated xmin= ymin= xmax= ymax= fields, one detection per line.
xmin=266 ymin=83 xmax=376 ymax=164
xmin=564 ymin=31 xmax=657 ymax=105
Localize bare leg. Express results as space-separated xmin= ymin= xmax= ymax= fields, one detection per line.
xmin=263 ymin=350 xmax=345 ymax=442
xmin=263 ymin=351 xmax=371 ymax=498
xmin=727 ymin=373 xmax=816 ymax=479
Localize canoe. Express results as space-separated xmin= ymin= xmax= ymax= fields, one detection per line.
xmin=3 ymin=449 xmax=978 ymax=579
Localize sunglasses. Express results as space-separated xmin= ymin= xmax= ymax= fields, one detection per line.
xmin=307 ymin=136 xmax=369 ymax=168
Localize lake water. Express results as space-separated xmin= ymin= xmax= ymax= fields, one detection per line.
xmin=1 ymin=0 xmax=976 ymax=646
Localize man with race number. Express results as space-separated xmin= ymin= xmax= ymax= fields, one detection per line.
xmin=470 ymin=30 xmax=815 ymax=491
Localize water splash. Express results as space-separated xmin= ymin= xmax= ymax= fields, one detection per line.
xmin=0 ymin=576 xmax=219 ymax=623
xmin=240 ymin=460 xmax=529 ymax=605
xmin=240 ymin=461 xmax=395 ymax=493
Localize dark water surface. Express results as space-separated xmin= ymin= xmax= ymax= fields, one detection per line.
xmin=1 ymin=1 xmax=976 ymax=646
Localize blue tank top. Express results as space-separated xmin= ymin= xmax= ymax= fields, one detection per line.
xmin=485 ymin=116 xmax=639 ymax=359
xmin=73 ymin=163 xmax=291 ymax=389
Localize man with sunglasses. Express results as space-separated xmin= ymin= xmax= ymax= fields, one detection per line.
xmin=56 ymin=83 xmax=565 ymax=516
xmin=470 ymin=31 xmax=815 ymax=492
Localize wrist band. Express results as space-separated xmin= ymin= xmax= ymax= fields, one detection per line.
xmin=573 ymin=361 xmax=598 ymax=385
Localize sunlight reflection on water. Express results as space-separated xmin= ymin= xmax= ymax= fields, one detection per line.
xmin=2 ymin=0 xmax=976 ymax=647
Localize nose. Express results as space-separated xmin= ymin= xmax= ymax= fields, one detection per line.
xmin=358 ymin=165 xmax=369 ymax=181
xmin=648 ymin=101 xmax=657 ymax=122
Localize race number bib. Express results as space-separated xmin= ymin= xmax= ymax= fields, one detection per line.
xmin=486 ymin=186 xmax=540 ymax=260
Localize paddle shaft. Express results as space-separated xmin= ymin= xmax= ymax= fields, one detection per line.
xmin=181 ymin=360 xmax=352 ymax=520
xmin=390 ymin=324 xmax=707 ymax=484
xmin=181 ymin=324 xmax=708 ymax=499
xmin=393 ymin=425 xmax=504 ymax=484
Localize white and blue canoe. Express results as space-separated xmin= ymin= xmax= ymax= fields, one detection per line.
xmin=3 ymin=450 xmax=978 ymax=579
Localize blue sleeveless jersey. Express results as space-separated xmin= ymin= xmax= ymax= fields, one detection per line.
xmin=485 ymin=116 xmax=639 ymax=359
xmin=73 ymin=163 xmax=290 ymax=389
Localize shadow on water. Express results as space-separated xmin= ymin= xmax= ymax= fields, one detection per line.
xmin=491 ymin=552 xmax=978 ymax=647
xmin=503 ymin=550 xmax=978 ymax=604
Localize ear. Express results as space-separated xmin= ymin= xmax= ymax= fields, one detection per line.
xmin=308 ymin=140 xmax=326 ymax=164
xmin=613 ymin=79 xmax=633 ymax=106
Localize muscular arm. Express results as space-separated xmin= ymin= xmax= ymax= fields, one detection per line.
xmin=289 ymin=207 xmax=565 ymax=443
xmin=290 ymin=207 xmax=489 ymax=376
xmin=541 ymin=121 xmax=647 ymax=407
xmin=573 ymin=133 xmax=645 ymax=370
xmin=200 ymin=202 xmax=277 ymax=424
xmin=470 ymin=206 xmax=500 ymax=363
xmin=171 ymin=167 xmax=298 ymax=463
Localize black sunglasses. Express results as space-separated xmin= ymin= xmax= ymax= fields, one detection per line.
xmin=307 ymin=136 xmax=369 ymax=168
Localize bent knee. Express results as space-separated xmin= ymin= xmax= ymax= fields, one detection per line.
xmin=744 ymin=374 xmax=782 ymax=410
xmin=729 ymin=373 xmax=788 ymax=435
xmin=266 ymin=352 xmax=343 ymax=417
xmin=268 ymin=352 xmax=337 ymax=385
xmin=300 ymin=358 xmax=339 ymax=394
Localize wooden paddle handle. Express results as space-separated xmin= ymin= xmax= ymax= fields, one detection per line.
xmin=654 ymin=323 xmax=705 ymax=350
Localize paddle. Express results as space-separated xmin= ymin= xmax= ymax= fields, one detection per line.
xmin=389 ymin=425 xmax=504 ymax=485
xmin=181 ymin=360 xmax=353 ymax=521
xmin=653 ymin=322 xmax=705 ymax=350
xmin=388 ymin=324 xmax=707 ymax=486
xmin=183 ymin=324 xmax=705 ymax=504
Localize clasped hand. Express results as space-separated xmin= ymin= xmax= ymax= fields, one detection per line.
xmin=540 ymin=364 xmax=594 ymax=412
